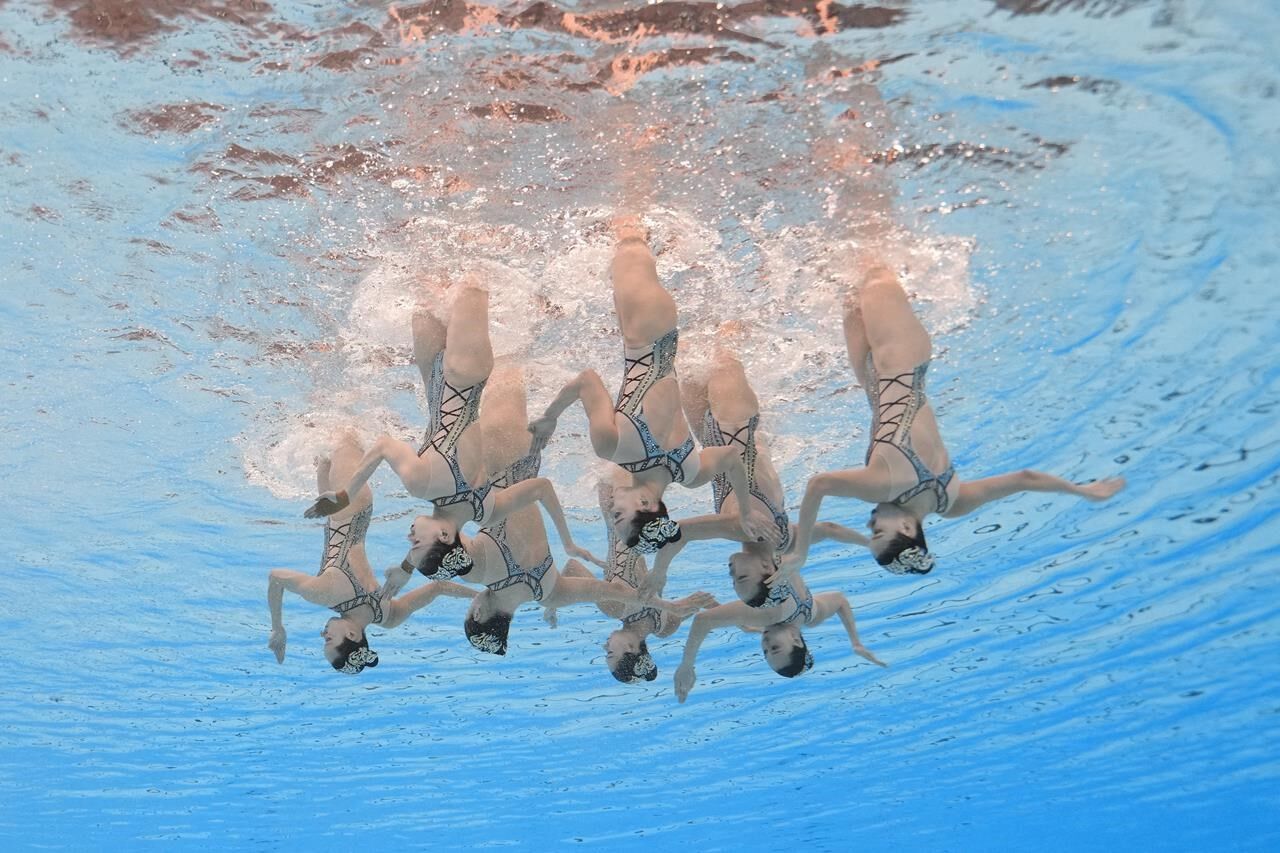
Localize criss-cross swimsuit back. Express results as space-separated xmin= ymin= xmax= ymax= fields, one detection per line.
xmin=704 ymin=411 xmax=792 ymax=552
xmin=318 ymin=505 xmax=383 ymax=623
xmin=758 ymin=578 xmax=814 ymax=626
xmin=418 ymin=350 xmax=493 ymax=522
xmin=864 ymin=353 xmax=956 ymax=514
xmin=611 ymin=329 xmax=700 ymax=484
xmin=479 ymin=434 xmax=553 ymax=601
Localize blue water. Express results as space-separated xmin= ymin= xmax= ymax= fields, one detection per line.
xmin=2 ymin=0 xmax=1278 ymax=849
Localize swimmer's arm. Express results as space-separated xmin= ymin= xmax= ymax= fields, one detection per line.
xmin=787 ymin=467 xmax=890 ymax=571
xmin=675 ymin=602 xmax=771 ymax=703
xmin=489 ymin=477 xmax=601 ymax=565
xmin=811 ymin=592 xmax=887 ymax=667
xmin=543 ymin=573 xmax=715 ymax=617
xmin=807 ymin=521 xmax=872 ymax=548
xmin=942 ymin=471 xmax=1127 ymax=518
xmin=304 ymin=435 xmax=416 ymax=518
xmin=529 ymin=370 xmax=618 ymax=459
xmin=266 ymin=569 xmax=325 ymax=663
xmin=636 ymin=514 xmax=737 ymax=599
xmin=381 ymin=561 xmax=416 ymax=599
xmin=684 ymin=447 xmax=775 ymax=543
xmin=381 ymin=580 xmax=476 ymax=629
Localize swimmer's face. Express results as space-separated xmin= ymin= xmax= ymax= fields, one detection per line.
xmin=406 ymin=515 xmax=455 ymax=565
xmin=320 ymin=616 xmax=361 ymax=664
xmin=604 ymin=629 xmax=641 ymax=669
xmin=868 ymin=504 xmax=917 ymax=557
xmin=609 ymin=486 xmax=653 ymax=535
xmin=729 ymin=552 xmax=771 ymax=603
xmin=761 ymin=624 xmax=803 ymax=671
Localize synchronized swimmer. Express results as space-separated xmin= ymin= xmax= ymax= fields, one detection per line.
xmin=267 ymin=217 xmax=1126 ymax=698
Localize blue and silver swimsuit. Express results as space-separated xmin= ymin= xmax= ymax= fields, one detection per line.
xmin=480 ymin=521 xmax=553 ymax=602
xmin=603 ymin=503 xmax=665 ymax=632
xmin=418 ymin=350 xmax=492 ymax=523
xmin=477 ymin=435 xmax=553 ymax=601
xmin=318 ymin=505 xmax=384 ymax=623
xmin=610 ymin=329 xmax=699 ymax=484
xmin=704 ymin=411 xmax=792 ymax=552
xmin=864 ymin=354 xmax=955 ymax=514
xmin=757 ymin=578 xmax=814 ymax=627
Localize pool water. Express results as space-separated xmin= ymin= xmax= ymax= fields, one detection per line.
xmin=2 ymin=0 xmax=1278 ymax=849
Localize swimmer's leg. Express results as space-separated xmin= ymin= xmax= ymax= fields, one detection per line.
xmin=442 ymin=280 xmax=494 ymax=388
xmin=610 ymin=218 xmax=677 ymax=349
xmin=480 ymin=360 xmax=532 ymax=474
xmin=858 ymin=266 xmax=931 ymax=373
xmin=680 ymin=375 xmax=710 ymax=445
xmin=707 ymin=350 xmax=760 ymax=428
xmin=413 ymin=277 xmax=450 ymax=389
xmin=842 ymin=289 xmax=872 ymax=390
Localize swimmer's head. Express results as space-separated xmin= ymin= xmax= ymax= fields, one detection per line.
xmin=613 ymin=494 xmax=680 ymax=554
xmin=407 ymin=515 xmax=472 ymax=579
xmin=605 ymin=629 xmax=657 ymax=684
xmin=322 ymin=617 xmax=378 ymax=675
xmin=761 ymin=624 xmax=812 ymax=678
xmin=729 ymin=550 xmax=774 ymax=607
xmin=869 ymin=504 xmax=934 ymax=575
xmin=465 ymin=592 xmax=512 ymax=656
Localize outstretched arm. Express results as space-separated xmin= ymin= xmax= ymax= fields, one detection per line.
xmin=488 ymin=477 xmax=603 ymax=566
xmin=674 ymin=601 xmax=774 ymax=703
xmin=772 ymin=467 xmax=890 ymax=585
xmin=684 ymin=446 xmax=776 ymax=543
xmin=381 ymin=580 xmax=477 ymax=629
xmin=808 ymin=521 xmax=872 ymax=548
xmin=545 ymin=571 xmax=717 ymax=617
xmin=943 ymin=470 xmax=1126 ymax=518
xmin=809 ymin=592 xmax=886 ymax=667
xmin=266 ymin=569 xmax=326 ymax=663
xmin=304 ymin=435 xmax=420 ymax=518
xmin=528 ymin=370 xmax=619 ymax=460
xmin=636 ymin=513 xmax=743 ymax=600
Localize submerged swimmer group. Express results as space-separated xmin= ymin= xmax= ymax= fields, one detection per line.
xmin=266 ymin=217 xmax=1125 ymax=701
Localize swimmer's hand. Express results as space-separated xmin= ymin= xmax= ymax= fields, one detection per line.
xmin=764 ymin=553 xmax=800 ymax=589
xmin=739 ymin=507 xmax=779 ymax=547
xmin=674 ymin=663 xmax=697 ymax=703
xmin=527 ymin=416 xmax=557 ymax=442
xmin=304 ymin=490 xmax=349 ymax=519
xmin=1081 ymin=476 xmax=1126 ymax=501
xmin=565 ymin=543 xmax=607 ymax=570
xmin=381 ymin=564 xmax=412 ymax=598
xmin=854 ymin=642 xmax=888 ymax=668
xmin=542 ymin=607 xmax=558 ymax=629
xmin=638 ymin=566 xmax=668 ymax=602
xmin=667 ymin=591 xmax=717 ymax=618
xmin=268 ymin=627 xmax=287 ymax=664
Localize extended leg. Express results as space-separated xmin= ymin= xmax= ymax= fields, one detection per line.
xmin=610 ymin=219 xmax=677 ymax=349
xmin=857 ymin=267 xmax=931 ymax=373
xmin=706 ymin=349 xmax=760 ymax=428
xmin=480 ymin=361 xmax=532 ymax=474
xmin=413 ymin=276 xmax=449 ymax=389
xmin=443 ymin=281 xmax=494 ymax=388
